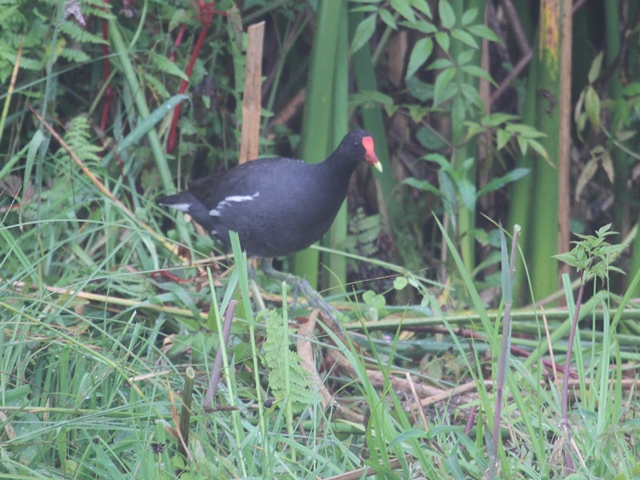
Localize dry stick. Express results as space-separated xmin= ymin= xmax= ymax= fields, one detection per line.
xmin=177 ymin=367 xmax=196 ymax=461
xmin=27 ymin=106 xmax=184 ymax=260
xmin=541 ymin=307 xmax=559 ymax=383
xmin=490 ymin=50 xmax=533 ymax=106
xmin=239 ymin=21 xmax=265 ymax=164
xmin=203 ymin=300 xmax=237 ymax=410
xmin=497 ymin=0 xmax=530 ymax=55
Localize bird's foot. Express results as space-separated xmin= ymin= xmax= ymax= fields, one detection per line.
xmin=260 ymin=258 xmax=342 ymax=332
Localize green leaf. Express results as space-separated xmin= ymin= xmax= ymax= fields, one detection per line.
xmin=528 ymin=139 xmax=551 ymax=163
xmin=379 ymin=9 xmax=397 ymax=29
xmin=438 ymin=0 xmax=456 ymax=29
xmin=467 ymin=24 xmax=501 ymax=42
xmin=460 ymin=65 xmax=495 ymax=84
xmin=394 ymin=276 xmax=409 ymax=290
xmin=410 ymin=0 xmax=432 ymax=17
xmin=428 ymin=58 xmax=453 ymax=70
xmin=485 ymin=113 xmax=519 ymax=127
xmin=451 ymin=29 xmax=478 ymax=49
xmin=149 ymin=52 xmax=189 ymax=81
xmin=58 ymin=20 xmax=107 ymax=44
xmin=351 ymin=14 xmax=377 ymax=53
xmin=585 ymin=85 xmax=601 ymax=132
xmin=457 ymin=49 xmax=475 ymax=66
xmin=496 ymin=128 xmax=511 ymax=150
xmin=477 ymin=168 xmax=530 ymax=197
xmin=588 ymin=52 xmax=603 ymax=84
xmin=461 ymin=7 xmax=478 ymax=26
xmin=435 ymin=31 xmax=450 ymax=52
xmin=403 ymin=177 xmax=443 ymax=198
xmin=105 ymin=94 xmax=190 ymax=163
xmin=517 ymin=135 xmax=528 ymax=156
xmin=408 ymin=19 xmax=437 ymax=34
xmin=457 ymin=178 xmax=477 ymax=211
xmin=391 ymin=0 xmax=416 ymax=22
xmin=433 ymin=67 xmax=456 ymax=106
xmin=406 ymin=37 xmax=433 ymax=79
xmin=168 ymin=9 xmax=188 ymax=32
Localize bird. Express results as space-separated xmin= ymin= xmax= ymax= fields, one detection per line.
xmin=158 ymin=130 xmax=382 ymax=325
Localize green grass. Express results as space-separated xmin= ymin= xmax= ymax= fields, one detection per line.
xmin=2 ymin=173 xmax=640 ymax=479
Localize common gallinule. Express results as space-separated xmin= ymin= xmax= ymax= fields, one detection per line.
xmin=158 ymin=130 xmax=382 ymax=324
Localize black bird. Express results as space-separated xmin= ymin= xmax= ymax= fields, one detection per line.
xmin=158 ymin=130 xmax=382 ymax=325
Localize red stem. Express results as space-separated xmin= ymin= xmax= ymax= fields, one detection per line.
xmin=167 ymin=1 xmax=222 ymax=153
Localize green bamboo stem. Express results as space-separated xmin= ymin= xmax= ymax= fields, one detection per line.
xmin=295 ymin=0 xmax=345 ymax=289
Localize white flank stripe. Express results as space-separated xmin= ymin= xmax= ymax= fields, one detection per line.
xmin=167 ymin=203 xmax=192 ymax=212
xmin=209 ymin=192 xmax=260 ymax=216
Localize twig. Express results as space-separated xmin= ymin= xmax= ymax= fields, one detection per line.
xmin=204 ymin=300 xmax=237 ymax=410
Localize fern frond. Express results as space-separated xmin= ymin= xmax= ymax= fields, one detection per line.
xmin=59 ymin=47 xmax=91 ymax=64
xmin=149 ymin=52 xmax=189 ymax=81
xmin=144 ymin=72 xmax=170 ymax=100
xmin=261 ymin=310 xmax=313 ymax=413
xmin=56 ymin=115 xmax=102 ymax=167
xmin=81 ymin=5 xmax=115 ymax=20
xmin=346 ymin=207 xmax=381 ymax=256
xmin=58 ymin=20 xmax=107 ymax=45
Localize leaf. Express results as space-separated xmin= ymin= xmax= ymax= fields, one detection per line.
xmin=517 ymin=135 xmax=528 ymax=156
xmin=410 ymin=0 xmax=432 ymax=17
xmin=149 ymin=52 xmax=189 ymax=81
xmin=403 ymin=177 xmax=443 ymax=198
xmin=467 ymin=24 xmax=501 ymax=42
xmin=423 ymin=153 xmax=450 ymax=168
xmin=435 ymin=31 xmax=450 ymax=53
xmin=394 ymin=277 xmax=408 ymax=290
xmin=575 ymin=156 xmax=599 ymax=201
xmin=461 ymin=7 xmax=478 ymax=26
xmin=391 ymin=0 xmax=415 ymax=22
xmin=588 ymin=52 xmax=603 ymax=84
xmin=457 ymin=49 xmax=475 ymax=66
xmin=528 ymin=139 xmax=551 ymax=164
xmin=584 ymin=85 xmax=601 ymax=132
xmin=58 ymin=20 xmax=107 ymax=44
xmin=461 ymin=65 xmax=495 ymax=85
xmin=261 ymin=310 xmax=313 ymax=414
xmin=496 ymin=129 xmax=510 ymax=150
xmin=102 ymin=94 xmax=190 ymax=164
xmin=379 ymin=9 xmax=397 ymax=29
xmin=601 ymin=149 xmax=614 ymax=183
xmin=451 ymin=29 xmax=478 ymax=49
xmin=485 ymin=113 xmax=519 ymax=127
xmin=408 ymin=20 xmax=437 ymax=34
xmin=169 ymin=9 xmax=189 ymax=32
xmin=351 ymin=14 xmax=377 ymax=54
xmin=477 ymin=168 xmax=530 ymax=197
xmin=406 ymin=37 xmax=433 ymax=79
xmin=416 ymin=126 xmax=447 ymax=150
xmin=457 ymin=178 xmax=477 ymax=212
xmin=433 ymin=67 xmax=456 ymax=106
xmin=428 ymin=58 xmax=453 ymax=70
xmin=438 ymin=0 xmax=456 ymax=29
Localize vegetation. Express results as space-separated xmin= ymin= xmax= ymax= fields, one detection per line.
xmin=2 ymin=0 xmax=640 ymax=478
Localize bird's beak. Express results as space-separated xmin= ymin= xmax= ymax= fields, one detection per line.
xmin=363 ymin=136 xmax=383 ymax=172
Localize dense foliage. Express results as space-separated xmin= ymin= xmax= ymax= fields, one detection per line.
xmin=2 ymin=0 xmax=640 ymax=478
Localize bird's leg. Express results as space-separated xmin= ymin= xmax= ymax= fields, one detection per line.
xmin=260 ymin=258 xmax=343 ymax=332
